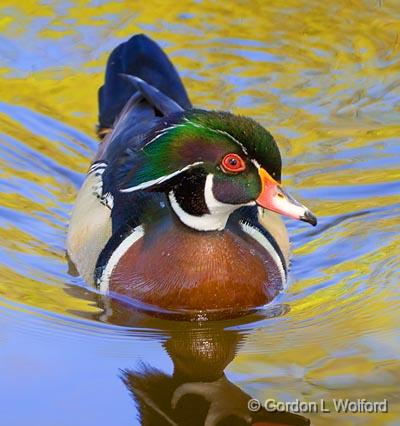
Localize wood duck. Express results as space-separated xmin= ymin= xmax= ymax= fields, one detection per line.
xmin=67 ymin=34 xmax=317 ymax=318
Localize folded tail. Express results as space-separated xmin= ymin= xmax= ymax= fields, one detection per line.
xmin=98 ymin=34 xmax=192 ymax=135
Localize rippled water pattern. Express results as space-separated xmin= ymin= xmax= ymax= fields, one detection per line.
xmin=0 ymin=1 xmax=399 ymax=425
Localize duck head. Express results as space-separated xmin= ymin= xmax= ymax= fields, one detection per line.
xmin=120 ymin=110 xmax=317 ymax=231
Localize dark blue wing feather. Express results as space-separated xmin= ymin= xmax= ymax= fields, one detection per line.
xmin=98 ymin=34 xmax=191 ymax=130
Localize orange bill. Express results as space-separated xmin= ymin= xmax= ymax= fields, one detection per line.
xmin=256 ymin=168 xmax=317 ymax=226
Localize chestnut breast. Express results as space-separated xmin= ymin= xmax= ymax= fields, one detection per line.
xmin=108 ymin=221 xmax=283 ymax=313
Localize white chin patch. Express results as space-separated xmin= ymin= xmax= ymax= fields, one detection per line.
xmin=169 ymin=174 xmax=242 ymax=232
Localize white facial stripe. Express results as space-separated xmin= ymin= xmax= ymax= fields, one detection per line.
xmin=145 ymin=117 xmax=249 ymax=157
xmin=204 ymin=174 xmax=238 ymax=217
xmin=142 ymin=123 xmax=186 ymax=150
xmin=239 ymin=220 xmax=286 ymax=285
xmin=183 ymin=118 xmax=249 ymax=156
xmin=169 ymin=190 xmax=228 ymax=231
xmin=213 ymin=129 xmax=248 ymax=155
xmin=169 ymin=174 xmax=243 ymax=232
xmin=97 ymin=225 xmax=145 ymax=293
xmin=120 ymin=161 xmax=204 ymax=193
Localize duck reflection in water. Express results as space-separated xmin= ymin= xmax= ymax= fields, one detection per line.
xmin=84 ymin=297 xmax=309 ymax=426
xmin=120 ymin=322 xmax=310 ymax=426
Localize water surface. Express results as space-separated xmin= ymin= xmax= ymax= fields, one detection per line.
xmin=0 ymin=1 xmax=399 ymax=425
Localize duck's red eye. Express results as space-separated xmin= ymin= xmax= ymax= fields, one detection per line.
xmin=221 ymin=153 xmax=246 ymax=173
